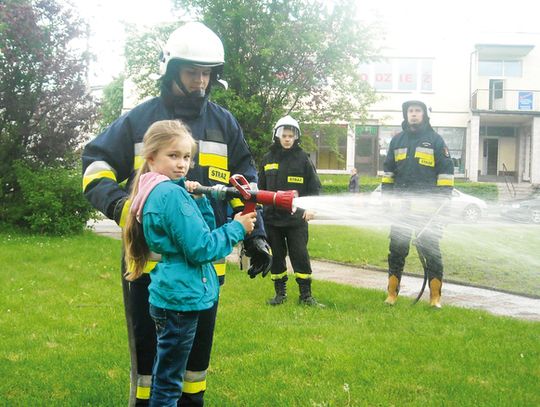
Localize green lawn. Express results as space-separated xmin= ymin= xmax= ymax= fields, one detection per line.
xmin=1 ymin=230 xmax=539 ymax=406
xmin=309 ymin=223 xmax=540 ymax=297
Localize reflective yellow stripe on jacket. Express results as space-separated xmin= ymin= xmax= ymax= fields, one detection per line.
xmin=82 ymin=160 xmax=117 ymax=191
xmin=381 ymin=171 xmax=395 ymax=184
xmin=264 ymin=163 xmax=279 ymax=171
xmin=214 ymin=259 xmax=226 ymax=277
xmin=198 ymin=140 xmax=228 ymax=170
xmin=437 ymin=173 xmax=455 ymax=187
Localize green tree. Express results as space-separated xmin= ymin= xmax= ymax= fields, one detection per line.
xmin=124 ymin=0 xmax=379 ymax=161
xmin=0 ymin=0 xmax=97 ymax=231
xmin=97 ymin=74 xmax=124 ymax=132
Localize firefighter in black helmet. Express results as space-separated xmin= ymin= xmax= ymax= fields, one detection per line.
xmin=258 ymin=115 xmax=323 ymax=307
xmin=381 ymin=99 xmax=454 ymax=308
xmin=82 ymin=22 xmax=271 ymax=406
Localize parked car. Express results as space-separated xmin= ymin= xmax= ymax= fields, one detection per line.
xmin=369 ymin=185 xmax=488 ymax=223
xmin=500 ymin=195 xmax=540 ymax=224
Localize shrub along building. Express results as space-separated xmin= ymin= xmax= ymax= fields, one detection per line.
xmin=308 ymin=30 xmax=540 ymax=194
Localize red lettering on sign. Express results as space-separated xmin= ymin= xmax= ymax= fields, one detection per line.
xmin=375 ymin=73 xmax=392 ymax=82
xmin=399 ymin=74 xmax=413 ymax=83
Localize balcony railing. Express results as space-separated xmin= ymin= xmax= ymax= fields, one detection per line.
xmin=471 ymin=89 xmax=540 ymax=112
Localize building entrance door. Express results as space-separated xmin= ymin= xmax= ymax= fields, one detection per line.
xmin=484 ymin=138 xmax=499 ymax=176
xmin=489 ymin=79 xmax=504 ymax=110
xmin=354 ymin=125 xmax=378 ymax=175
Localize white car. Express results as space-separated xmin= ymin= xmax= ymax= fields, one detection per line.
xmin=370 ymin=185 xmax=488 ymax=223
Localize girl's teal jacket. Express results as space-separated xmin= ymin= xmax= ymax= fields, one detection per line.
xmin=142 ymin=178 xmax=245 ymax=312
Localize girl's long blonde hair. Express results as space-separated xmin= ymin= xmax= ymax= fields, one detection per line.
xmin=123 ymin=120 xmax=196 ymax=281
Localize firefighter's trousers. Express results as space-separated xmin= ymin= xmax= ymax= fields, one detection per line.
xmin=266 ymin=222 xmax=312 ymax=277
xmin=388 ymin=222 xmax=444 ymax=282
xmin=121 ymin=265 xmax=216 ymax=407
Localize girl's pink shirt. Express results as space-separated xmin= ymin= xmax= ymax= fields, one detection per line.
xmin=130 ymin=172 xmax=170 ymax=223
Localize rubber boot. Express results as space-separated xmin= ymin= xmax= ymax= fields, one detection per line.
xmin=384 ymin=275 xmax=400 ymax=305
xmin=267 ymin=279 xmax=287 ymax=305
xmin=429 ymin=278 xmax=442 ymax=308
xmin=298 ymin=279 xmax=325 ymax=307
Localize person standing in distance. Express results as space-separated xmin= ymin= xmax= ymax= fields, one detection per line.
xmin=381 ymin=100 xmax=454 ymax=308
xmin=258 ymin=115 xmax=323 ymax=307
xmin=348 ymin=168 xmax=359 ymax=193
xmin=82 ymin=22 xmax=272 ymax=406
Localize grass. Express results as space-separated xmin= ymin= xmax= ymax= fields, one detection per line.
xmin=309 ymin=223 xmax=540 ymax=296
xmin=1 ymin=230 xmax=539 ymax=406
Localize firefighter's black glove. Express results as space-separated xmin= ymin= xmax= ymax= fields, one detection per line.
xmin=109 ymin=196 xmax=128 ymax=226
xmin=243 ymin=236 xmax=272 ymax=278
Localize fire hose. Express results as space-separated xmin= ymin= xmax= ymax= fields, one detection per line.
xmin=192 ymin=174 xmax=298 ymax=214
xmin=412 ymin=199 xmax=448 ymax=305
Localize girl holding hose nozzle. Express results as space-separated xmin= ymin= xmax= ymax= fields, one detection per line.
xmin=123 ymin=120 xmax=256 ymax=406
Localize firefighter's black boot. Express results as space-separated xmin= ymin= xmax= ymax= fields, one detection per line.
xmin=298 ymin=279 xmax=324 ymax=307
xmin=267 ymin=279 xmax=287 ymax=305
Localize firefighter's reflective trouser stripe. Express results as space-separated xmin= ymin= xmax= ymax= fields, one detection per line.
xmin=183 ymin=370 xmax=207 ymax=394
xmin=266 ymin=222 xmax=312 ymax=277
xmin=271 ymin=271 xmax=288 ymax=281
xmin=128 ymin=372 xmax=208 ymax=405
xmin=135 ymin=375 xmax=152 ymax=402
xmin=122 ymin=258 xmax=224 ymax=406
xmin=388 ymin=223 xmax=443 ymax=281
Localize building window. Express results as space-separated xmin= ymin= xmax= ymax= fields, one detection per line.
xmin=478 ymin=60 xmax=522 ymax=77
xmin=355 ymin=125 xmax=378 ymax=175
xmin=304 ymin=124 xmax=348 ymax=170
xmin=434 ymin=127 xmax=466 ymax=174
xmin=377 ymin=126 xmax=401 ymax=172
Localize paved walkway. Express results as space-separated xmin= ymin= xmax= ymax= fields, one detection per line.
xmin=87 ymin=219 xmax=540 ymax=322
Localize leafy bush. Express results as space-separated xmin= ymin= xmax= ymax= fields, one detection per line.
xmin=319 ymin=174 xmax=380 ymax=194
xmin=6 ymin=161 xmax=95 ymax=235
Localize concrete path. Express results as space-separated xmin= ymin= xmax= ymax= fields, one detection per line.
xmin=87 ymin=219 xmax=540 ymax=322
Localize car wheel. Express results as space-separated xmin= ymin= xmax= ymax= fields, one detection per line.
xmin=530 ymin=209 xmax=540 ymax=224
xmin=463 ymin=204 xmax=481 ymax=222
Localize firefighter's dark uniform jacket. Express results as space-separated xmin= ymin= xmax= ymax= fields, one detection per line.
xmin=82 ymin=93 xmax=262 ymax=239
xmin=82 ymin=88 xmax=260 ymax=404
xmin=258 ymin=142 xmax=321 ymax=226
xmin=381 ymin=120 xmax=454 ymax=194
xmin=258 ymin=142 xmax=320 ymax=280
xmin=381 ymin=116 xmax=454 ymax=282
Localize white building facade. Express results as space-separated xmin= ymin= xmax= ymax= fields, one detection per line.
xmin=343 ymin=32 xmax=540 ymax=185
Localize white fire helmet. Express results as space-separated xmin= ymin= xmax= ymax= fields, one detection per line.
xmin=158 ymin=22 xmax=225 ymax=77
xmin=273 ymin=115 xmax=301 ymax=141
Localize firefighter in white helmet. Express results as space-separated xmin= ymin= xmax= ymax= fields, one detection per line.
xmin=82 ymin=21 xmax=271 ymax=406
xmin=258 ymin=115 xmax=324 ymax=306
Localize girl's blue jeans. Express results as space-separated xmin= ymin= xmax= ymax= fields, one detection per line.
xmin=149 ymin=304 xmax=200 ymax=407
